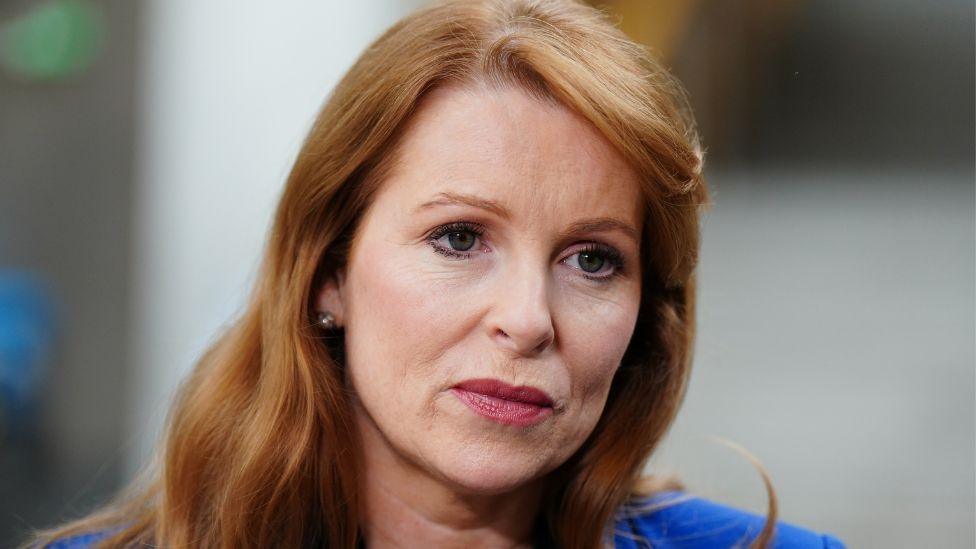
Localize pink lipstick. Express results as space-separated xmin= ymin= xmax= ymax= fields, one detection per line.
xmin=451 ymin=378 xmax=554 ymax=427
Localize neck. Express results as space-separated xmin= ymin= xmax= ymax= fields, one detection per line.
xmin=355 ymin=411 xmax=545 ymax=549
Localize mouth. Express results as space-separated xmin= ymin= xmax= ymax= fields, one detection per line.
xmin=451 ymin=378 xmax=554 ymax=427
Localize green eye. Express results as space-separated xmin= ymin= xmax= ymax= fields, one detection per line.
xmin=566 ymin=243 xmax=624 ymax=281
xmin=447 ymin=230 xmax=476 ymax=251
xmin=577 ymin=251 xmax=605 ymax=273
xmin=427 ymin=222 xmax=484 ymax=258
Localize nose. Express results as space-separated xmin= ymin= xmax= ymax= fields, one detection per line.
xmin=487 ymin=262 xmax=555 ymax=357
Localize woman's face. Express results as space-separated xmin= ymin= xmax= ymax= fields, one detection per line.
xmin=318 ymin=83 xmax=644 ymax=495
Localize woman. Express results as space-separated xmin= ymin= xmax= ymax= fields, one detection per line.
xmin=34 ymin=0 xmax=844 ymax=547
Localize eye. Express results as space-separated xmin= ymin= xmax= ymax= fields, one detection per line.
xmin=425 ymin=223 xmax=626 ymax=282
xmin=577 ymin=250 xmax=605 ymax=273
xmin=427 ymin=221 xmax=485 ymax=258
xmin=445 ymin=229 xmax=476 ymax=251
xmin=563 ymin=243 xmax=625 ymax=281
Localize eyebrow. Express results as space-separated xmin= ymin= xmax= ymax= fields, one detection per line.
xmin=413 ymin=191 xmax=640 ymax=244
xmin=414 ymin=191 xmax=513 ymax=219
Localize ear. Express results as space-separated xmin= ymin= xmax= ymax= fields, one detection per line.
xmin=314 ymin=268 xmax=346 ymax=328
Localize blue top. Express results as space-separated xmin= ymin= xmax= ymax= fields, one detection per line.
xmin=44 ymin=491 xmax=844 ymax=548
xmin=611 ymin=491 xmax=845 ymax=548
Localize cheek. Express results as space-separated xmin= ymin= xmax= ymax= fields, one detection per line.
xmin=342 ymin=244 xmax=475 ymax=409
xmin=560 ymin=287 xmax=641 ymax=412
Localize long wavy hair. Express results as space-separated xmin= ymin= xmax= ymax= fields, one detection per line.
xmin=33 ymin=0 xmax=777 ymax=547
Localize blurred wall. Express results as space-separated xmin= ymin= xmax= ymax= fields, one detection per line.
xmin=0 ymin=0 xmax=137 ymax=541
xmin=648 ymin=170 xmax=974 ymax=548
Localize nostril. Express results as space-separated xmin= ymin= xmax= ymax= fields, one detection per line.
xmin=533 ymin=331 xmax=555 ymax=354
xmin=488 ymin=291 xmax=555 ymax=355
xmin=494 ymin=325 xmax=554 ymax=357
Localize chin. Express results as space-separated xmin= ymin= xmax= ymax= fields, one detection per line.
xmin=428 ymin=440 xmax=558 ymax=496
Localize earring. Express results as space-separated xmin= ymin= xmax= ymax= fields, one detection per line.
xmin=316 ymin=311 xmax=337 ymax=330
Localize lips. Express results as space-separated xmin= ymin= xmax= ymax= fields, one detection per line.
xmin=451 ymin=378 xmax=554 ymax=427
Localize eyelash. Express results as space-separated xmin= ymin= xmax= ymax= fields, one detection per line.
xmin=425 ymin=221 xmax=626 ymax=283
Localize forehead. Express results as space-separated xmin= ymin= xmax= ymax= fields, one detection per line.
xmin=376 ymin=82 xmax=644 ymax=229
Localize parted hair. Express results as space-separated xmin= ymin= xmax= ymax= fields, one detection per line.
xmin=32 ymin=0 xmax=777 ymax=547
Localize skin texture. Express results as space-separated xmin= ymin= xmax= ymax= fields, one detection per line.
xmin=316 ymin=82 xmax=644 ymax=548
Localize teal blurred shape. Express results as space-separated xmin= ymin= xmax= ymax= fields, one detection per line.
xmin=0 ymin=0 xmax=104 ymax=81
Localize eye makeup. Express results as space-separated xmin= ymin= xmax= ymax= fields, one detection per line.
xmin=566 ymin=242 xmax=625 ymax=282
xmin=424 ymin=220 xmax=628 ymax=283
xmin=426 ymin=221 xmax=487 ymax=259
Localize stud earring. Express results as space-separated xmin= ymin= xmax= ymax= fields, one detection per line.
xmin=316 ymin=311 xmax=337 ymax=330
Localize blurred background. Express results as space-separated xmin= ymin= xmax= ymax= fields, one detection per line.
xmin=0 ymin=0 xmax=972 ymax=547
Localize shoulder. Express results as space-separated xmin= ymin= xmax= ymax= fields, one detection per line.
xmin=612 ymin=491 xmax=846 ymax=549
xmin=38 ymin=529 xmax=115 ymax=548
